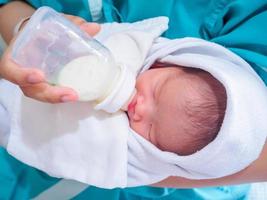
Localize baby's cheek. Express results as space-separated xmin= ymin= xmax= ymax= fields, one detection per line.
xmin=129 ymin=121 xmax=149 ymax=140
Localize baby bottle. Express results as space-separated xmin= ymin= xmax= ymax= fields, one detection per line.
xmin=11 ymin=6 xmax=136 ymax=113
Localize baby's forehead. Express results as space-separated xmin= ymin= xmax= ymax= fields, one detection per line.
xmin=156 ymin=76 xmax=188 ymax=121
xmin=157 ymin=68 xmax=194 ymax=99
xmin=155 ymin=69 xmax=206 ymax=122
xmin=151 ymin=65 xmax=210 ymax=114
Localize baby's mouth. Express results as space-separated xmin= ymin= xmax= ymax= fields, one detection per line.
xmin=127 ymin=95 xmax=137 ymax=119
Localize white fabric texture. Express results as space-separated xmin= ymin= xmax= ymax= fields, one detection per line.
xmin=0 ymin=19 xmax=267 ymax=189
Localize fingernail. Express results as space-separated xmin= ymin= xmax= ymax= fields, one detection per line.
xmin=60 ymin=95 xmax=77 ymax=102
xmin=27 ymin=74 xmax=43 ymax=84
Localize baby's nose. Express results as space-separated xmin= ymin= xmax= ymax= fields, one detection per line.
xmin=134 ymin=95 xmax=152 ymax=121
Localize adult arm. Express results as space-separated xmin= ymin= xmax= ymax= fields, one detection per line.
xmin=154 ymin=141 xmax=267 ymax=188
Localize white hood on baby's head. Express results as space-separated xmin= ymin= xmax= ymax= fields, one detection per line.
xmin=127 ymin=37 xmax=267 ymax=186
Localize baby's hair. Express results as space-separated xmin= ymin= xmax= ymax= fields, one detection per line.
xmin=176 ymin=67 xmax=227 ymax=155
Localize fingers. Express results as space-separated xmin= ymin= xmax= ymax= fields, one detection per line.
xmin=0 ymin=49 xmax=78 ymax=103
xmin=21 ymin=83 xmax=78 ymax=104
xmin=63 ymin=14 xmax=86 ymax=26
xmin=0 ymin=52 xmax=45 ymax=86
xmin=63 ymin=14 xmax=100 ymax=36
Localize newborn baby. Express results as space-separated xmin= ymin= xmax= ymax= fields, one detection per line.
xmin=1 ymin=17 xmax=266 ymax=189
xmin=129 ymin=65 xmax=226 ymax=155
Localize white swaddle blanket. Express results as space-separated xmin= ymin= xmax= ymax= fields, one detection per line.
xmin=127 ymin=37 xmax=267 ymax=186
xmin=1 ymin=17 xmax=267 ymax=189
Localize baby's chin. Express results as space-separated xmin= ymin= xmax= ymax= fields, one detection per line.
xmin=128 ymin=121 xmax=150 ymax=141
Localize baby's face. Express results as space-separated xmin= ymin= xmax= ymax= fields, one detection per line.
xmin=128 ymin=67 xmax=192 ymax=153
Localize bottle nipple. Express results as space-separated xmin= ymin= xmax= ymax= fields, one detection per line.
xmin=94 ymin=64 xmax=136 ymax=113
xmin=121 ymin=88 xmax=137 ymax=111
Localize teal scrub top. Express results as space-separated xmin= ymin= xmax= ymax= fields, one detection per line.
xmin=1 ymin=0 xmax=266 ymax=199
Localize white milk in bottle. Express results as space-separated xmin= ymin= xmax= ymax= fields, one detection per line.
xmin=56 ymin=55 xmax=120 ymax=102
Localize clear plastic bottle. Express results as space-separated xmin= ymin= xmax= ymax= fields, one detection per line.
xmin=12 ymin=7 xmax=135 ymax=112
